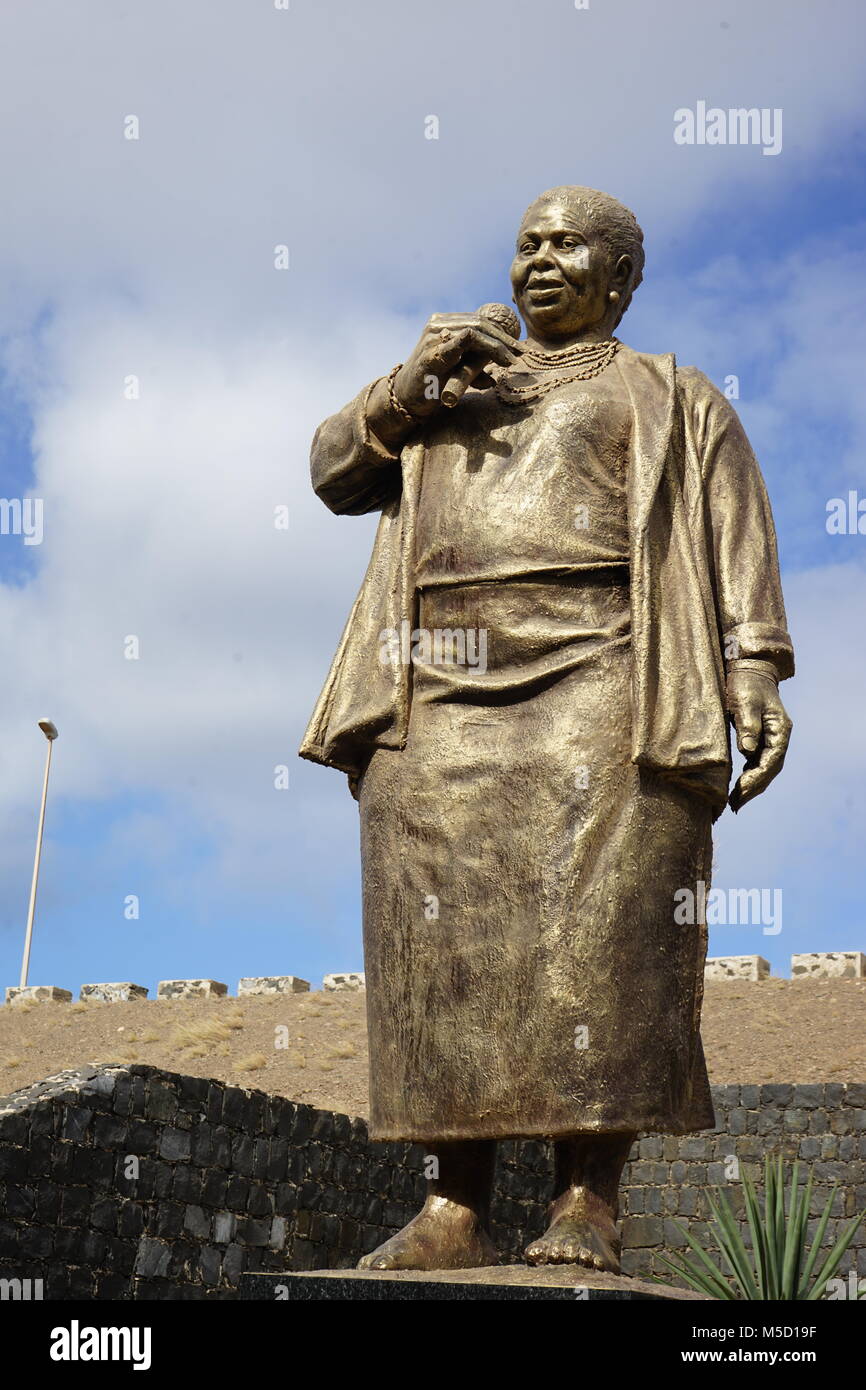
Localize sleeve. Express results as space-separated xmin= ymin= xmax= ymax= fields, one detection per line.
xmin=310 ymin=379 xmax=403 ymax=516
xmin=680 ymin=367 xmax=795 ymax=680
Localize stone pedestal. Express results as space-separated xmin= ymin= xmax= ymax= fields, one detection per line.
xmin=704 ymin=955 xmax=770 ymax=982
xmin=239 ymin=1267 xmax=707 ymax=1301
xmin=238 ymin=976 xmax=310 ymax=995
xmin=322 ymin=972 xmax=365 ymax=992
xmin=156 ymin=979 xmax=227 ymax=999
xmin=79 ymin=983 xmax=149 ymax=1002
xmin=791 ymin=951 xmax=865 ymax=980
xmin=5 ymin=985 xmax=72 ymax=1004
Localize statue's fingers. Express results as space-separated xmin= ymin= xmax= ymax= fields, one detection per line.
xmin=764 ymin=705 xmax=793 ymax=750
xmin=761 ymin=714 xmax=791 ymax=776
xmin=427 ymin=312 xmax=465 ymax=329
xmin=743 ymin=727 xmax=789 ymax=799
xmin=729 ymin=710 xmax=791 ymax=812
xmin=730 ymin=751 xmax=770 ymax=810
xmin=730 ymin=768 xmax=757 ymax=812
xmin=427 ymin=325 xmax=520 ymax=367
xmin=429 ymin=312 xmax=522 ymax=350
xmin=730 ymin=697 xmax=763 ymax=756
xmin=425 ymin=326 xmax=473 ymax=368
xmin=459 ymin=355 xmax=507 ymax=391
xmin=427 ymin=331 xmax=517 ymax=375
xmin=476 ymin=318 xmax=523 ymax=350
xmin=461 ymin=324 xmax=522 ymax=365
xmin=729 ymin=775 xmax=745 ymax=813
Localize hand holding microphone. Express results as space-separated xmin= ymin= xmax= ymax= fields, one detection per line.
xmin=440 ymin=303 xmax=522 ymax=406
xmin=387 ymin=305 xmax=523 ymax=425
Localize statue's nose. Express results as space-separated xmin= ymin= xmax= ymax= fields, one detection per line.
xmin=531 ymin=242 xmax=556 ymax=266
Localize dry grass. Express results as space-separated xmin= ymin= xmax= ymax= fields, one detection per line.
xmin=2 ymin=980 xmax=860 ymax=1123
xmin=237 ymin=1053 xmax=268 ymax=1072
xmin=170 ymin=1019 xmax=233 ymax=1049
xmin=1 ymin=989 xmax=370 ymax=1117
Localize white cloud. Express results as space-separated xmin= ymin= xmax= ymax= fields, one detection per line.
xmin=1 ymin=0 xmax=865 ymax=973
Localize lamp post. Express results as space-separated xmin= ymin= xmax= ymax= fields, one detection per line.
xmin=19 ymin=719 xmax=59 ymax=989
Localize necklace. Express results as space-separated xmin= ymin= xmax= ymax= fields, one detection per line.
xmin=496 ymin=338 xmax=620 ymax=404
xmin=520 ymin=338 xmax=619 ymax=370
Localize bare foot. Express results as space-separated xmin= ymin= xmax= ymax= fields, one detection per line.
xmin=525 ymin=1214 xmax=621 ymax=1271
xmin=524 ymin=1186 xmax=621 ymax=1272
xmin=358 ymin=1195 xmax=499 ymax=1271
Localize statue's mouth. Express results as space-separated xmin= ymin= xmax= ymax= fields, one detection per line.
xmin=526 ymin=281 xmax=565 ymax=302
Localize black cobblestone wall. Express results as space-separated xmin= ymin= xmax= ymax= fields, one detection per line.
xmin=0 ymin=1065 xmax=863 ymax=1298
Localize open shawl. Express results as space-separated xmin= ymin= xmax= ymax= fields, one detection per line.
xmin=299 ymin=346 xmax=793 ymax=816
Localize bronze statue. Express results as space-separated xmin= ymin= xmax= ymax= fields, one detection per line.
xmin=300 ymin=186 xmax=793 ymax=1272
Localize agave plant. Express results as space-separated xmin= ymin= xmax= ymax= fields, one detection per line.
xmin=655 ymin=1154 xmax=865 ymax=1300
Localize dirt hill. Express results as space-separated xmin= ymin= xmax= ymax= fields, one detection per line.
xmin=1 ymin=978 xmax=864 ymax=1115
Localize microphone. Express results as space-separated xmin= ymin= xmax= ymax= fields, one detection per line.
xmin=441 ymin=303 xmax=521 ymax=407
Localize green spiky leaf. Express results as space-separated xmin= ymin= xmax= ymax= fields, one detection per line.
xmin=653 ymin=1157 xmax=865 ymax=1301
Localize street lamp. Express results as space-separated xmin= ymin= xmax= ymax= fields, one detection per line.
xmin=19 ymin=719 xmax=59 ymax=989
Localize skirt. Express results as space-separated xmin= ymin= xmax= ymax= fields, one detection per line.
xmin=358 ymin=570 xmax=715 ymax=1141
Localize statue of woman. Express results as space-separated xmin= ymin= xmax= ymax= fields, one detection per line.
xmin=300 ymin=186 xmax=794 ymax=1273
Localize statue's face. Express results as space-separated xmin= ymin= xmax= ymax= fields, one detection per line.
xmin=510 ymin=201 xmax=622 ymax=341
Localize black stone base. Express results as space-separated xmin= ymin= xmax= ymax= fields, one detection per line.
xmin=240 ymin=1269 xmax=703 ymax=1301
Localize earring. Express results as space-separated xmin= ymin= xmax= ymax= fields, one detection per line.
xmin=607 ymin=290 xmax=620 ymax=304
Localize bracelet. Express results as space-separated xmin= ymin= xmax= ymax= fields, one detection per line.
xmin=385 ymin=364 xmax=419 ymax=427
xmin=358 ymin=378 xmax=401 ymax=464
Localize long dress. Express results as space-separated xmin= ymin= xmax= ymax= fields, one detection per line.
xmin=357 ymin=366 xmax=716 ymax=1141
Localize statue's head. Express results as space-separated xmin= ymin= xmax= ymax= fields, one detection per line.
xmin=510 ymin=186 xmax=645 ymax=342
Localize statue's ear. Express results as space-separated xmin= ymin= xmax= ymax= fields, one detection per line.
xmin=613 ymin=254 xmax=633 ymax=290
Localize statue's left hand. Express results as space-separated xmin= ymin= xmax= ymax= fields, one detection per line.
xmin=727 ymin=670 xmax=793 ymax=812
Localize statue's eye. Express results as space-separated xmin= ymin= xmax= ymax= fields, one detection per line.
xmin=520 ymin=242 xmax=536 ymax=254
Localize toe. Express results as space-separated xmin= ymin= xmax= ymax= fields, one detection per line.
xmin=358 ymin=1245 xmax=398 ymax=1270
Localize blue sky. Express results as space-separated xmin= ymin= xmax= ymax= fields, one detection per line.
xmin=1 ymin=0 xmax=864 ymax=999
